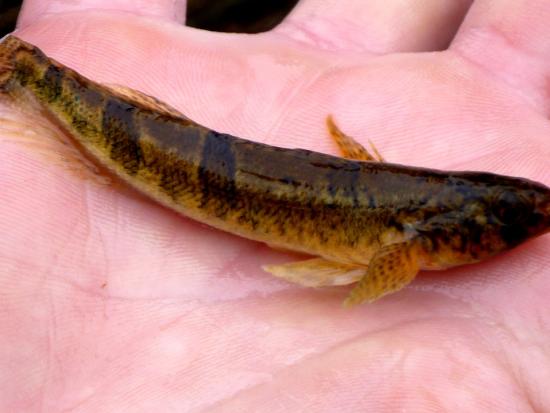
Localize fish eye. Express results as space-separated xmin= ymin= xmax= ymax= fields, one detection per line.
xmin=492 ymin=191 xmax=531 ymax=225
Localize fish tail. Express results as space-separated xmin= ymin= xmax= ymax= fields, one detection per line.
xmin=0 ymin=35 xmax=22 ymax=92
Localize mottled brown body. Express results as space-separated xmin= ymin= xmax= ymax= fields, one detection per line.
xmin=1 ymin=35 xmax=549 ymax=305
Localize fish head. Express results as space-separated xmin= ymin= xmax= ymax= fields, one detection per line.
xmin=413 ymin=172 xmax=550 ymax=268
xmin=486 ymin=176 xmax=550 ymax=247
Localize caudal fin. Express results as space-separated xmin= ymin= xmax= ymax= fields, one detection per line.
xmin=0 ymin=35 xmax=24 ymax=92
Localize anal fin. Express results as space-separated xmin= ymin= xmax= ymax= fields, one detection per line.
xmin=105 ymin=84 xmax=186 ymax=118
xmin=263 ymin=258 xmax=366 ymax=287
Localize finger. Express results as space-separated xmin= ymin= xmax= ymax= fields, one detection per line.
xmin=18 ymin=0 xmax=187 ymax=28
xmin=274 ymin=0 xmax=473 ymax=53
xmin=451 ymin=0 xmax=550 ymax=112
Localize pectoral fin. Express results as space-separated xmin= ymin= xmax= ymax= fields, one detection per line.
xmin=343 ymin=242 xmax=420 ymax=307
xmin=263 ymin=258 xmax=366 ymax=287
xmin=326 ymin=115 xmax=385 ymax=162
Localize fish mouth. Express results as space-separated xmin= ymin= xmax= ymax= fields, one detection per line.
xmin=543 ymin=195 xmax=550 ymax=216
xmin=535 ymin=184 xmax=550 ymax=233
xmin=544 ymin=199 xmax=550 ymax=233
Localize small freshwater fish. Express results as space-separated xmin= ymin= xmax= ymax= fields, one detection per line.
xmin=1 ymin=35 xmax=549 ymax=306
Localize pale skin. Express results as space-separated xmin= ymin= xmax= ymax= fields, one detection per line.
xmin=1 ymin=0 xmax=550 ymax=411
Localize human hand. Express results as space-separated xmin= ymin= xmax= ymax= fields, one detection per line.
xmin=2 ymin=0 xmax=549 ymax=411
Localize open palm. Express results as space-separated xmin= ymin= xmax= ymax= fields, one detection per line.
xmin=2 ymin=0 xmax=549 ymax=411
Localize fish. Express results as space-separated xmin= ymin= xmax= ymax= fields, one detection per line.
xmin=0 ymin=35 xmax=549 ymax=306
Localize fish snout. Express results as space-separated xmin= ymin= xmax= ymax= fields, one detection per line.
xmin=537 ymin=186 xmax=550 ymax=233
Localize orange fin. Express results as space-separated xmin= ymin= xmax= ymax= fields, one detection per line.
xmin=326 ymin=115 xmax=385 ymax=162
xmin=343 ymin=242 xmax=419 ymax=307
xmin=105 ymin=84 xmax=186 ymax=118
xmin=265 ymin=242 xmax=299 ymax=254
xmin=263 ymin=258 xmax=366 ymax=287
